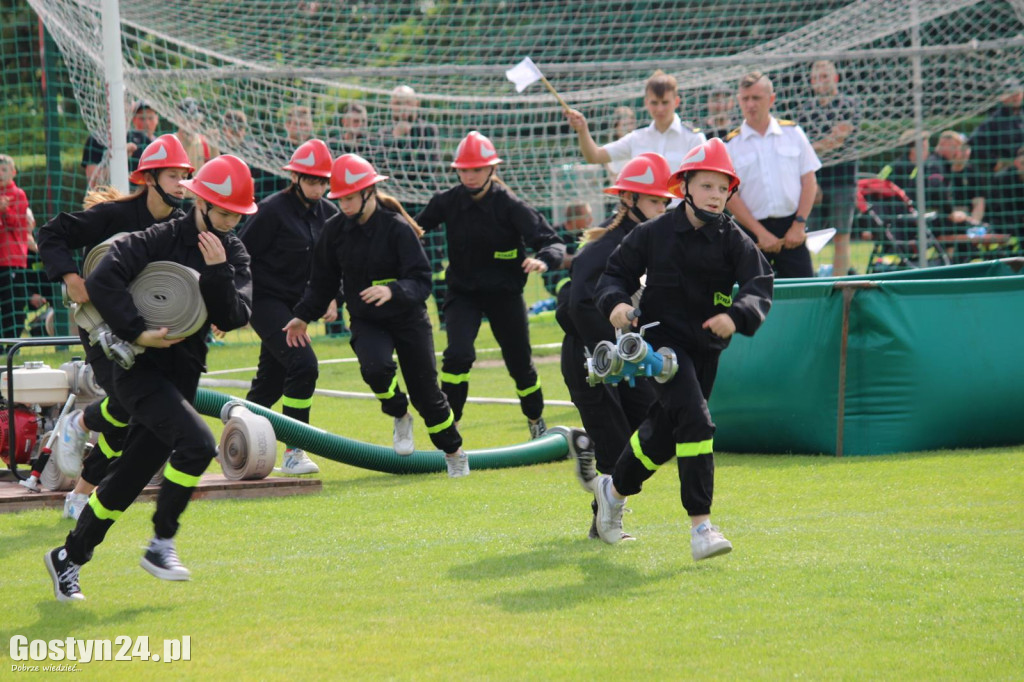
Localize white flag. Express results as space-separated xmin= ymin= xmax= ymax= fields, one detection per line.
xmin=505 ymin=57 xmax=544 ymax=93
xmin=805 ymin=227 xmax=837 ymax=255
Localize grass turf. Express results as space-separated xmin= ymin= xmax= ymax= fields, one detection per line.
xmin=3 ymin=269 xmax=1022 ymax=679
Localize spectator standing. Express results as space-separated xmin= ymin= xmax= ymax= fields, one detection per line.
xmin=970 ymin=77 xmax=1024 ymax=177
xmin=378 ymin=86 xmax=441 ymax=195
xmin=81 ymin=100 xmax=159 ymax=190
xmin=799 ymin=60 xmax=861 ymax=275
xmin=703 ymin=86 xmax=737 ymax=141
xmin=725 ymin=71 xmax=821 ymax=278
xmin=565 ymin=71 xmax=706 ymax=187
xmin=175 ymin=98 xmax=218 ymax=173
xmin=0 ymin=154 xmax=31 ymax=346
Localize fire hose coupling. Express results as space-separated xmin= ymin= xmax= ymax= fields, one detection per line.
xmin=586 ymin=320 xmax=678 ymax=387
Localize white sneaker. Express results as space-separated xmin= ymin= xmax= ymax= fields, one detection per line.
xmin=52 ymin=410 xmax=89 ymax=478
xmin=594 ymin=475 xmax=627 ymax=545
xmin=691 ymin=521 xmax=733 ymax=561
xmin=278 ymin=448 xmax=319 ymax=475
xmin=140 ymin=537 xmax=191 ymax=581
xmin=444 ymin=450 xmax=470 ymax=478
xmin=62 ymin=492 xmax=90 ymax=520
xmin=393 ymin=414 xmax=415 ymax=455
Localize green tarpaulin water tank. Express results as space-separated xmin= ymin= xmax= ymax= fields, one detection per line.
xmin=709 ymin=259 xmax=1024 ymax=455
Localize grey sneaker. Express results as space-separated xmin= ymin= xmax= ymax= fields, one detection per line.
xmin=691 ymin=521 xmax=733 ymax=561
xmin=278 ymin=448 xmax=319 ymax=475
xmin=568 ymin=429 xmax=597 ymax=493
xmin=62 ymin=492 xmax=90 ymax=520
xmin=52 ymin=410 xmax=89 ymax=478
xmin=444 ymin=450 xmax=470 ymax=478
xmin=528 ymin=417 xmax=547 ymax=440
xmin=44 ymin=547 xmax=85 ymax=602
xmin=594 ymin=475 xmax=627 ymax=545
xmin=588 ymin=499 xmax=634 ymax=541
xmin=140 ymin=537 xmax=191 ymax=581
xmin=393 ymin=413 xmax=415 ymax=455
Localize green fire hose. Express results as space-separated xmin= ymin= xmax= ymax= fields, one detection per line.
xmin=193 ymin=388 xmax=569 ymax=475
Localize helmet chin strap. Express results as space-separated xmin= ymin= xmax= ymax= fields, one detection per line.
xmin=625 ymin=193 xmax=657 ymax=223
xmin=467 ymin=168 xmax=494 ymax=199
xmin=683 ymin=179 xmax=736 ymax=226
xmin=151 ymin=172 xmax=184 ymax=209
xmin=355 ymin=187 xmax=375 ymax=221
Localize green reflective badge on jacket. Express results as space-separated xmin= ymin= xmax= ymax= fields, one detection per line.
xmin=493 ymin=249 xmax=518 ymax=260
xmin=714 ymin=291 xmax=733 ymax=307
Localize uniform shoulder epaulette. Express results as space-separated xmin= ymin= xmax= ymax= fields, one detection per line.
xmin=685 ymin=122 xmax=702 ymax=133
xmin=777 ymin=119 xmax=797 ymax=127
xmin=724 ymin=128 xmax=742 ymax=141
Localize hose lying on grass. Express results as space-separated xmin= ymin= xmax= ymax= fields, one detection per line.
xmin=193 ymin=388 xmax=569 ymax=475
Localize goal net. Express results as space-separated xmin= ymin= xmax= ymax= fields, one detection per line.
xmin=24 ymin=0 xmax=1024 ymax=218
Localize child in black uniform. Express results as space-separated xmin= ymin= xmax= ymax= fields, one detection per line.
xmin=37 ymin=133 xmax=194 ymax=520
xmin=593 ymin=138 xmax=774 ymax=560
xmin=415 ymin=131 xmax=565 ymax=439
xmin=44 ymin=154 xmax=256 ymax=601
xmin=283 ymin=154 xmax=469 ymax=477
xmin=556 ymin=153 xmax=674 ymax=539
xmin=240 ymin=139 xmax=339 ymax=476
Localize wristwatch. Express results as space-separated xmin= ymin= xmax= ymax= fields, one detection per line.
xmin=794 ymin=215 xmax=807 ymax=223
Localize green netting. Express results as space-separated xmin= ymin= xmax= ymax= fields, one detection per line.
xmin=3 ymin=0 xmax=1024 ymax=350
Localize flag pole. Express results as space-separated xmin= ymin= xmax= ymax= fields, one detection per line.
xmin=539 ymin=76 xmax=572 ymax=115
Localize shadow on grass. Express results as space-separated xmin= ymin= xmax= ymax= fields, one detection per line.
xmin=1 ymin=603 xmax=172 ymax=644
xmin=0 ymin=520 xmax=66 ymax=562
xmin=449 ymin=539 xmax=693 ymax=613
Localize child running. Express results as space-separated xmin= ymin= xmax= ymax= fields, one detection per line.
xmin=415 ymin=131 xmax=565 ymax=438
xmin=44 ymin=154 xmax=256 ymax=601
xmin=593 ymin=138 xmax=774 ymax=559
xmin=556 ymin=153 xmax=674 ymax=539
xmin=36 ymin=134 xmax=194 ymax=520
xmin=283 ymin=154 xmax=469 ymax=477
xmin=240 ymin=139 xmax=340 ymax=475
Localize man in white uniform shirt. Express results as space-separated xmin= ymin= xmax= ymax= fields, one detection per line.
xmin=726 ymin=71 xmax=821 ymax=278
xmin=565 ymin=70 xmax=706 ymax=205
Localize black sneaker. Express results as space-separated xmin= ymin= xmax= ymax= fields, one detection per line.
xmin=140 ymin=537 xmax=191 ymax=581
xmin=568 ymin=429 xmax=598 ymax=493
xmin=44 ymin=547 xmax=85 ymax=602
xmin=528 ymin=417 xmax=547 ymax=440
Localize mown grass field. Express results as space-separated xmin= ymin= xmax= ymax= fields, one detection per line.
xmin=2 ymin=268 xmax=1022 ymax=680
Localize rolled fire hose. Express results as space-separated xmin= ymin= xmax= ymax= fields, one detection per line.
xmin=37 ymin=432 xmax=76 ymax=492
xmin=73 ymin=261 xmax=208 ymax=368
xmin=81 ymin=232 xmax=131 ymax=278
xmin=217 ymin=401 xmax=277 ymax=480
xmin=193 ymin=389 xmax=569 ymax=475
xmin=129 ymin=261 xmax=208 ymax=340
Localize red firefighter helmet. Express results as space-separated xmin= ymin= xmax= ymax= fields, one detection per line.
xmin=282 ymin=139 xmax=333 ymax=178
xmin=128 ymin=134 xmax=195 ymax=185
xmin=451 ymin=130 xmax=502 ymax=169
xmin=603 ymin=153 xmax=675 ymax=199
xmin=668 ymin=138 xmax=741 ymax=198
xmin=327 ymin=154 xmax=388 ymax=199
xmin=179 ymin=154 xmax=258 ymax=215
